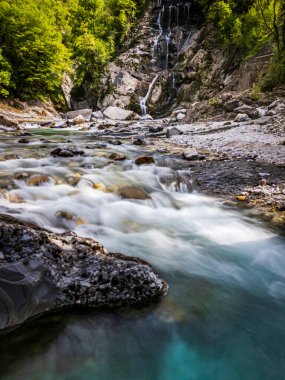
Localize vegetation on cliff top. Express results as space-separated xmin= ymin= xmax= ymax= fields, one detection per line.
xmin=201 ymin=0 xmax=285 ymax=89
xmin=0 ymin=0 xmax=145 ymax=101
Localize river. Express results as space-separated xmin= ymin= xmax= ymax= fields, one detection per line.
xmin=0 ymin=128 xmax=285 ymax=380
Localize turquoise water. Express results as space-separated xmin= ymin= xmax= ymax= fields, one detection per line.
xmin=0 ymin=129 xmax=285 ymax=380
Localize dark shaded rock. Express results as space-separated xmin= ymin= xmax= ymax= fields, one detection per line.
xmin=166 ymin=127 xmax=183 ymax=138
xmin=93 ymin=143 xmax=108 ymax=149
xmin=18 ymin=138 xmax=30 ymax=144
xmin=109 ymin=153 xmax=126 ymax=161
xmin=50 ymin=146 xmax=85 ymax=158
xmin=18 ymin=132 xmax=32 ymax=137
xmin=149 ymin=125 xmax=164 ymax=133
xmin=133 ymin=138 xmax=147 ymax=146
xmin=135 ymin=156 xmax=155 ymax=165
xmin=224 ymin=99 xmax=243 ymax=112
xmin=234 ymin=105 xmax=259 ymax=119
xmin=118 ymin=186 xmax=151 ymax=200
xmin=108 ymin=140 xmax=122 ymax=146
xmin=0 ymin=214 xmax=167 ymax=331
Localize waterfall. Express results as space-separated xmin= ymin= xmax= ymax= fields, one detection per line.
xmin=140 ymin=75 xmax=159 ymax=116
xmin=165 ymin=30 xmax=171 ymax=69
xmin=152 ymin=6 xmax=164 ymax=64
xmin=140 ymin=0 xmax=196 ymax=115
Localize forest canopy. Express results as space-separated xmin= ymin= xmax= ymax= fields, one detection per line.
xmin=0 ymin=0 xmax=145 ymax=100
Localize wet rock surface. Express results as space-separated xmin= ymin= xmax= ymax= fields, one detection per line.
xmin=50 ymin=146 xmax=85 ymax=158
xmin=0 ymin=214 xmax=167 ymax=331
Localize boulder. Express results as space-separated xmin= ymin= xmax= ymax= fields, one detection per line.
xmin=0 ymin=115 xmax=20 ymax=130
xmin=103 ymin=106 xmax=134 ymax=120
xmin=149 ymin=125 xmax=163 ymax=133
xmin=50 ymin=146 xmax=85 ymax=158
xmin=234 ymin=113 xmax=250 ymax=123
xmin=66 ymin=109 xmax=92 ymax=120
xmin=118 ymin=186 xmax=151 ymax=200
xmin=109 ymin=152 xmax=126 ymax=161
xmin=72 ymin=115 xmax=85 ymax=125
xmin=18 ymin=138 xmax=30 ymax=144
xmin=166 ymin=127 xmax=183 ymax=138
xmin=0 ymin=214 xmax=167 ymax=331
xmin=91 ymin=111 xmax=104 ymax=119
xmin=234 ymin=105 xmax=259 ymax=119
xmin=182 ymin=148 xmax=199 ymax=161
xmin=133 ymin=138 xmax=147 ymax=146
xmin=26 ymin=175 xmax=50 ymax=187
xmin=224 ymin=99 xmax=243 ymax=112
xmin=135 ymin=156 xmax=155 ymax=165
xmin=176 ymin=113 xmax=186 ymax=121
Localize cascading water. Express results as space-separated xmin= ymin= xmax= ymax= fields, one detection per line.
xmin=140 ymin=0 xmax=198 ymax=115
xmin=139 ymin=74 xmax=159 ymax=116
xmin=1 ymin=128 xmax=285 ymax=380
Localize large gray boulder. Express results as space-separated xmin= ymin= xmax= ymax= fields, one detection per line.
xmin=103 ymin=106 xmax=134 ymax=120
xmin=0 ymin=214 xmax=167 ymax=331
xmin=66 ymin=109 xmax=92 ymax=120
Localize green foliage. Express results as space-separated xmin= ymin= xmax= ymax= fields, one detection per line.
xmin=262 ymin=55 xmax=285 ymax=90
xmin=0 ymin=0 xmax=146 ymax=100
xmin=0 ymin=49 xmax=12 ymax=97
xmin=201 ymin=0 xmax=285 ymax=87
xmin=208 ymin=97 xmax=219 ymax=106
xmin=249 ymin=83 xmax=262 ymax=101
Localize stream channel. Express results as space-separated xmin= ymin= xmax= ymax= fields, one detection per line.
xmin=0 ymin=128 xmax=285 ymax=380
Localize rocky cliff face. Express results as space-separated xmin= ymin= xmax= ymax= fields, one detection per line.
xmin=87 ymin=0 xmax=201 ymax=117
xmin=83 ymin=0 xmax=271 ymax=120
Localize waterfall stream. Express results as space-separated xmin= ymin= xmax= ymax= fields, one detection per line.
xmin=140 ymin=0 xmax=197 ymax=115
xmin=139 ymin=74 xmax=159 ymax=115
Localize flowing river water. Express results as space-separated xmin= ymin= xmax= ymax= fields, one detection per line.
xmin=0 ymin=128 xmax=285 ymax=380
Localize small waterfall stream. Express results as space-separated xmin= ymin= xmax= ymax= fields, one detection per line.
xmin=140 ymin=0 xmax=197 ymax=115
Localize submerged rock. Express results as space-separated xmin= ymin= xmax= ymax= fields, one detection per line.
xmin=0 ymin=214 xmax=167 ymax=331
xmin=109 ymin=152 xmax=126 ymax=161
xmin=118 ymin=186 xmax=151 ymax=200
xmin=135 ymin=156 xmax=155 ymax=165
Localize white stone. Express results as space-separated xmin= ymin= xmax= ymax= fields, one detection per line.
xmin=66 ymin=109 xmax=92 ymax=120
xmin=103 ymin=106 xmax=134 ymax=120
xmin=72 ymin=115 xmax=85 ymax=125
xmin=182 ymin=148 xmax=199 ymax=160
xmin=176 ymin=113 xmax=186 ymax=121
xmin=91 ymin=111 xmax=104 ymax=119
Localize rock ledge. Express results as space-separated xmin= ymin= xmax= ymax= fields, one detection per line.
xmin=0 ymin=215 xmax=167 ymax=331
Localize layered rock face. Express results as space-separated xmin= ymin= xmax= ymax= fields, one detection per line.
xmin=92 ymin=0 xmax=199 ymax=116
xmin=0 ymin=215 xmax=167 ymax=331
